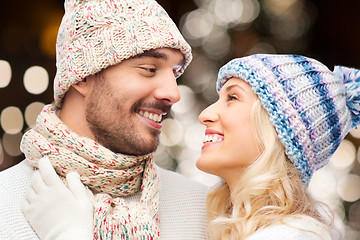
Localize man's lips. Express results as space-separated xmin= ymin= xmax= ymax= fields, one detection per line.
xmin=137 ymin=109 xmax=167 ymax=130
xmin=138 ymin=110 xmax=164 ymax=123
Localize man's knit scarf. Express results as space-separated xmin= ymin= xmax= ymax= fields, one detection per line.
xmin=20 ymin=104 xmax=160 ymax=239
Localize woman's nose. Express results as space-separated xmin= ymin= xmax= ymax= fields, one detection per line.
xmin=198 ymin=101 xmax=220 ymax=125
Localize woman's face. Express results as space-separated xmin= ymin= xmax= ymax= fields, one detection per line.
xmin=197 ymin=77 xmax=261 ymax=187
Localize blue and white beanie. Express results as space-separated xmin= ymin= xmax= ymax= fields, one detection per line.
xmin=217 ymin=54 xmax=360 ymax=186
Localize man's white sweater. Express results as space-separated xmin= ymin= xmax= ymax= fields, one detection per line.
xmin=0 ymin=160 xmax=209 ymax=240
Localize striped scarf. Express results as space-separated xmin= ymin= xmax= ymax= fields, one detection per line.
xmin=21 ymin=104 xmax=160 ymax=239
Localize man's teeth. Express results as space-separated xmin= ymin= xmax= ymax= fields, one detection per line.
xmin=203 ymin=134 xmax=224 ymax=144
xmin=138 ymin=110 xmax=162 ymax=123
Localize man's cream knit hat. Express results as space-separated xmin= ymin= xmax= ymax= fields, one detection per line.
xmin=54 ymin=0 xmax=192 ymax=107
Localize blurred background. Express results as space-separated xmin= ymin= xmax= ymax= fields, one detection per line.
xmin=0 ymin=0 xmax=359 ymax=238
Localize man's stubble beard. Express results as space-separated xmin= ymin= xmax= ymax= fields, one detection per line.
xmin=84 ymin=76 xmax=160 ymax=155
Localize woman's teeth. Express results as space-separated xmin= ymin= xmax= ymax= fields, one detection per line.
xmin=203 ymin=134 xmax=224 ymax=144
xmin=138 ymin=110 xmax=162 ymax=123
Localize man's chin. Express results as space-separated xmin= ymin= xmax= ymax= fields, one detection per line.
xmin=117 ymin=138 xmax=159 ymax=156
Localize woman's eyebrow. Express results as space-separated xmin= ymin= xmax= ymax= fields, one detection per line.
xmin=224 ymin=83 xmax=244 ymax=93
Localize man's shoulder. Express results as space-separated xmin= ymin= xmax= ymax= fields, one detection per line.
xmin=0 ymin=160 xmax=38 ymax=240
xmin=0 ymin=160 xmax=32 ymax=198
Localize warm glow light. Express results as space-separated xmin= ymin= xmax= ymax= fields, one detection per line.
xmin=2 ymin=132 xmax=23 ymax=157
xmin=0 ymin=106 xmax=24 ymax=134
xmin=0 ymin=60 xmax=11 ymax=88
xmin=24 ymin=102 xmax=45 ymax=128
xmin=40 ymin=24 xmax=59 ymax=57
xmin=263 ymin=0 xmax=297 ymax=16
xmin=23 ymin=66 xmax=49 ymax=95
xmin=160 ymin=118 xmax=184 ymax=147
xmin=337 ymin=174 xmax=360 ymax=202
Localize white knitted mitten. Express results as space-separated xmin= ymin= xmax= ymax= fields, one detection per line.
xmin=22 ymin=157 xmax=93 ymax=240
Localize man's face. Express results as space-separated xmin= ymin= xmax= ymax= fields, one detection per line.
xmin=85 ymin=48 xmax=184 ymax=155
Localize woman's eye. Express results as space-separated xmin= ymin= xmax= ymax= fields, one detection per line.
xmin=227 ymin=94 xmax=238 ymax=101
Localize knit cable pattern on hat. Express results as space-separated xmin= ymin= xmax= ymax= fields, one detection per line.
xmin=20 ymin=104 xmax=160 ymax=239
xmin=54 ymin=0 xmax=192 ymax=107
xmin=217 ymin=54 xmax=360 ymax=186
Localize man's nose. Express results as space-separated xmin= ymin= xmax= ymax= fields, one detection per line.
xmin=154 ymin=73 xmax=180 ymax=104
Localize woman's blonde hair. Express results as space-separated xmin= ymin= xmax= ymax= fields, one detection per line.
xmin=206 ymin=99 xmax=330 ymax=240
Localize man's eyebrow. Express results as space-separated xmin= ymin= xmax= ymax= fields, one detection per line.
xmin=134 ymin=49 xmax=168 ymax=60
xmin=133 ymin=49 xmax=186 ymax=67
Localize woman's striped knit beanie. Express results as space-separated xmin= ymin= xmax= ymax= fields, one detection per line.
xmin=217 ymin=54 xmax=360 ymax=185
xmin=54 ymin=0 xmax=192 ymax=107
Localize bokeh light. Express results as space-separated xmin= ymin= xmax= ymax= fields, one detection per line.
xmin=212 ymin=0 xmax=245 ymax=25
xmin=0 ymin=60 xmax=11 ymax=88
xmin=262 ymin=0 xmax=297 ymax=17
xmin=24 ymin=102 xmax=45 ymax=128
xmin=337 ymin=174 xmax=360 ymax=202
xmin=330 ymin=139 xmax=356 ymax=170
xmin=23 ymin=66 xmax=49 ymax=95
xmin=181 ymin=9 xmax=214 ymax=46
xmin=211 ymin=0 xmax=260 ymax=26
xmin=172 ymin=85 xmax=197 ymax=115
xmin=160 ymin=118 xmax=184 ymax=147
xmin=2 ymin=132 xmax=23 ymax=157
xmin=308 ymin=167 xmax=337 ymax=201
xmin=184 ymin=123 xmax=204 ymax=151
xmin=202 ymin=28 xmax=232 ymax=59
xmin=40 ymin=24 xmax=59 ymax=57
xmin=0 ymin=106 xmax=24 ymax=134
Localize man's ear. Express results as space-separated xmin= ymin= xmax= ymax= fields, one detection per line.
xmin=71 ymin=77 xmax=93 ymax=97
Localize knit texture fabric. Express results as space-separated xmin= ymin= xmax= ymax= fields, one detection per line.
xmin=245 ymin=215 xmax=338 ymax=240
xmin=217 ymin=54 xmax=360 ymax=185
xmin=0 ymin=161 xmax=209 ymax=240
xmin=20 ymin=104 xmax=160 ymax=239
xmin=54 ymin=0 xmax=192 ymax=107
